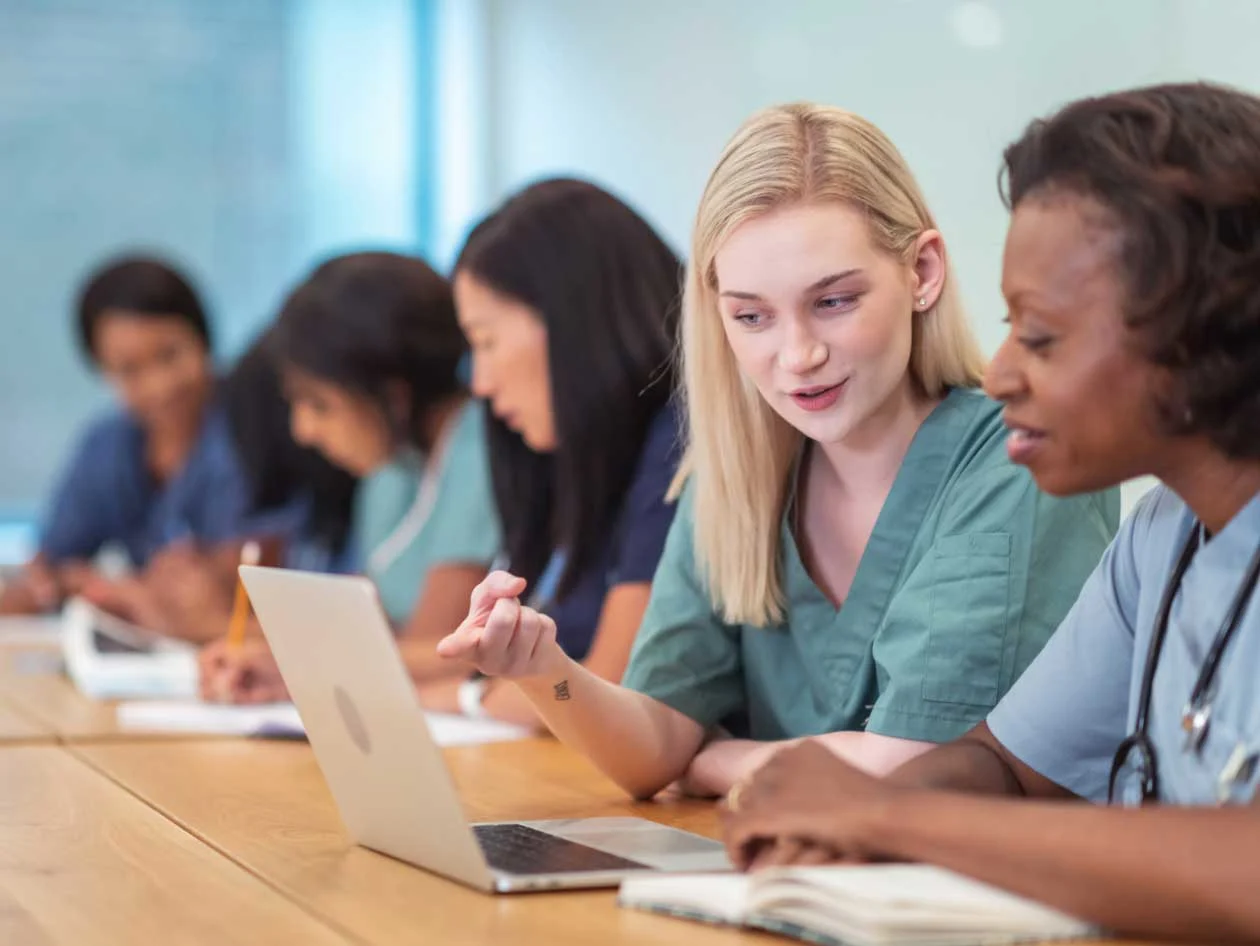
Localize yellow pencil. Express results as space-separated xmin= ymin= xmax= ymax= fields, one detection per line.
xmin=226 ymin=540 xmax=262 ymax=652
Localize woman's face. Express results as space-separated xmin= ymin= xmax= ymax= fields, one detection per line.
xmin=284 ymin=368 xmax=394 ymax=477
xmin=454 ymin=270 xmax=556 ymax=452
xmin=713 ymin=201 xmax=944 ymax=447
xmin=985 ymin=194 xmax=1168 ymax=495
xmin=94 ymin=311 xmax=214 ymax=435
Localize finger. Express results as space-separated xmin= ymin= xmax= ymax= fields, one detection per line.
xmin=198 ymin=669 xmax=218 ymax=701
xmin=762 ymin=836 xmax=823 ymax=869
xmin=476 ymin=597 xmax=521 ymax=667
xmin=789 ymin=842 xmax=839 ymax=867
xmin=434 ymin=617 xmax=483 ymax=658
xmin=510 ymin=607 xmax=542 ymax=676
xmin=467 ymin=571 xmax=527 ymax=620
xmin=197 ymin=644 xmax=225 ymax=674
xmin=528 ymin=612 xmax=557 ymax=663
xmin=749 ymin=836 xmax=801 ymax=871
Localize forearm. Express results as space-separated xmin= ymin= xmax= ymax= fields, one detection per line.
xmin=886 ymin=739 xmax=1026 ymax=795
xmin=513 ymin=653 xmax=703 ymax=799
xmin=867 ymin=794 xmax=1260 ymax=942
xmin=687 ymin=731 xmax=934 ymax=798
xmin=0 ymin=580 xmax=42 ymax=614
xmin=885 ymin=724 xmax=1073 ymax=799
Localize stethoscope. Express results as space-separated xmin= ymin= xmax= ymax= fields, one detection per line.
xmin=1108 ymin=523 xmax=1260 ymax=805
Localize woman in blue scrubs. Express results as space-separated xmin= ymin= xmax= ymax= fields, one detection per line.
xmin=0 ymin=257 xmax=277 ymax=615
xmin=722 ymin=83 xmax=1260 ymax=943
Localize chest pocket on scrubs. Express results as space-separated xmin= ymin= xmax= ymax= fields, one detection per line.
xmin=923 ymin=532 xmax=1012 ymax=708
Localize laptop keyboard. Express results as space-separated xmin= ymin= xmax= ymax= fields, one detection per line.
xmin=473 ymin=823 xmax=650 ymax=875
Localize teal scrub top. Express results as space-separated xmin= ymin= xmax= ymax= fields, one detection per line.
xmin=621 ymin=387 xmax=1120 ymax=743
xmin=353 ymin=401 xmax=499 ymax=623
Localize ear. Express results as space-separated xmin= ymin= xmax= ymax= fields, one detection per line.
xmin=909 ymin=229 xmax=947 ymax=311
xmin=384 ymin=379 xmax=412 ymax=437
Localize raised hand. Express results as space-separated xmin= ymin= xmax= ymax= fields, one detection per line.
xmin=435 ymin=571 xmax=563 ymax=678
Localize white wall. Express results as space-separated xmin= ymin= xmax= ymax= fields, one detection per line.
xmin=472 ymin=0 xmax=1260 ymax=515
xmin=477 ymin=0 xmax=1260 ymax=347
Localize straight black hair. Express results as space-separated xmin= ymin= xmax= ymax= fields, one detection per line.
xmin=269 ymin=251 xmax=467 ymax=451
xmin=76 ymin=255 xmax=212 ymax=362
xmin=454 ymin=178 xmax=682 ymax=598
xmin=220 ymin=330 xmax=358 ymax=555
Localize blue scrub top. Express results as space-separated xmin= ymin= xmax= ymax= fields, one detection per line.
xmin=989 ymin=485 xmax=1260 ymax=805
xmin=39 ymin=402 xmax=302 ymax=568
xmin=533 ymin=402 xmax=684 ymax=660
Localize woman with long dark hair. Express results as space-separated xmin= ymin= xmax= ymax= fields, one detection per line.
xmin=427 ymin=177 xmax=686 ymax=725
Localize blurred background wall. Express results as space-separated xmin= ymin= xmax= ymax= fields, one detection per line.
xmin=5 ymin=0 xmax=1258 ymax=552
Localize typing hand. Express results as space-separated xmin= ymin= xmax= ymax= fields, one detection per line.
xmin=435 ymin=570 xmax=561 ymax=678
xmin=720 ymin=739 xmax=906 ymax=871
xmin=199 ymin=636 xmax=288 ymax=705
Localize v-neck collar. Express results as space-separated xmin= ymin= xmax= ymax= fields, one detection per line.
xmin=777 ymin=388 xmax=986 ymax=682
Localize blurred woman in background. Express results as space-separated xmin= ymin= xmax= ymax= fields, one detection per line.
xmin=200 ymin=251 xmax=498 ymax=697
xmin=0 ymin=256 xmax=294 ymax=617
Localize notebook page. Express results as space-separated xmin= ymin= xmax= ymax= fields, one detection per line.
xmin=752 ymin=866 xmax=1094 ymax=939
xmin=619 ymin=872 xmax=753 ymax=925
xmin=116 ymin=700 xmax=303 ymax=736
xmin=116 ymin=703 xmax=531 ymax=745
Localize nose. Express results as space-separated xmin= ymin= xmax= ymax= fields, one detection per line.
xmin=136 ymin=361 xmax=183 ymax=407
xmin=777 ymin=315 xmax=828 ymax=375
xmin=289 ymin=403 xmax=319 ymax=448
xmin=983 ymin=334 xmax=1027 ymax=404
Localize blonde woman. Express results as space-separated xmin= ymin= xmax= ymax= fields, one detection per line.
xmin=437 ymin=103 xmax=1118 ymax=800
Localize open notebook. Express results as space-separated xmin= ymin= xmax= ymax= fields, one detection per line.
xmin=115 ymin=700 xmax=533 ymax=746
xmin=619 ymin=864 xmax=1100 ymax=946
xmin=60 ymin=598 xmax=199 ymax=700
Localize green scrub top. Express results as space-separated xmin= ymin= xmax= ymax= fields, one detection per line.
xmin=354 ymin=400 xmax=500 ymax=623
xmin=621 ymin=387 xmax=1120 ymax=743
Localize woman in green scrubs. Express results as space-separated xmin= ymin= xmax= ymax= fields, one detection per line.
xmin=436 ymin=103 xmax=1118 ymax=800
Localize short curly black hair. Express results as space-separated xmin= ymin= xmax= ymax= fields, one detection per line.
xmin=1001 ymin=81 xmax=1260 ymax=460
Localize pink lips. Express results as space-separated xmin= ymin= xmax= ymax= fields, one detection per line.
xmin=790 ymin=381 xmax=845 ymax=412
xmin=1004 ymin=421 xmax=1048 ymax=464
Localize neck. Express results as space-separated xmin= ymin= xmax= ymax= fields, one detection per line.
xmin=1157 ymin=444 xmax=1260 ymax=535
xmin=417 ymin=392 xmax=467 ymax=454
xmin=146 ymin=401 xmax=209 ymax=480
xmin=813 ymin=382 xmax=940 ymax=499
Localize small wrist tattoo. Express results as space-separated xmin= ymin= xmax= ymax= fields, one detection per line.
xmin=553 ymin=679 xmax=571 ymax=701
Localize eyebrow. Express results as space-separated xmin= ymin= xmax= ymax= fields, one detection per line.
xmin=719 ymin=268 xmax=863 ymax=301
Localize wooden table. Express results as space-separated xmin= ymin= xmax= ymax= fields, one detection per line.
xmin=0 ymin=745 xmax=349 ymax=945
xmin=0 ymin=644 xmax=127 ymax=741
xmin=0 ymin=644 xmax=1149 ymax=945
xmin=0 ymin=700 xmax=47 ymax=743
xmin=76 ymin=737 xmax=763 ymax=946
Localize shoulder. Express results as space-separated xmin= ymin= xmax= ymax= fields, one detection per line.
xmin=640 ymin=399 xmax=685 ymax=464
xmin=450 ymin=398 xmax=489 ymax=449
xmin=931 ymin=389 xmax=1119 ymax=531
xmin=75 ymin=408 xmax=141 ymax=454
xmin=631 ymin=399 xmax=685 ymax=487
xmin=933 ymin=387 xmax=1011 ymax=479
xmin=1115 ymin=483 xmax=1189 ymax=566
xmin=191 ymin=399 xmax=242 ymax=465
xmin=58 ymin=409 xmax=142 ymax=482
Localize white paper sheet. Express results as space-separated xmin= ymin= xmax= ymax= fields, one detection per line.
xmin=115 ymin=701 xmax=532 ymax=746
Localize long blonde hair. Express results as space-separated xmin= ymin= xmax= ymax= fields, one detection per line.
xmin=675 ymin=103 xmax=985 ymax=627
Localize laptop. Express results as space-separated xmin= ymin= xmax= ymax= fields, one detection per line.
xmin=239 ymin=565 xmax=732 ymax=893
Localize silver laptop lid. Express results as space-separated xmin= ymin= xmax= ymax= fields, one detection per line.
xmin=239 ymin=566 xmax=495 ymax=891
